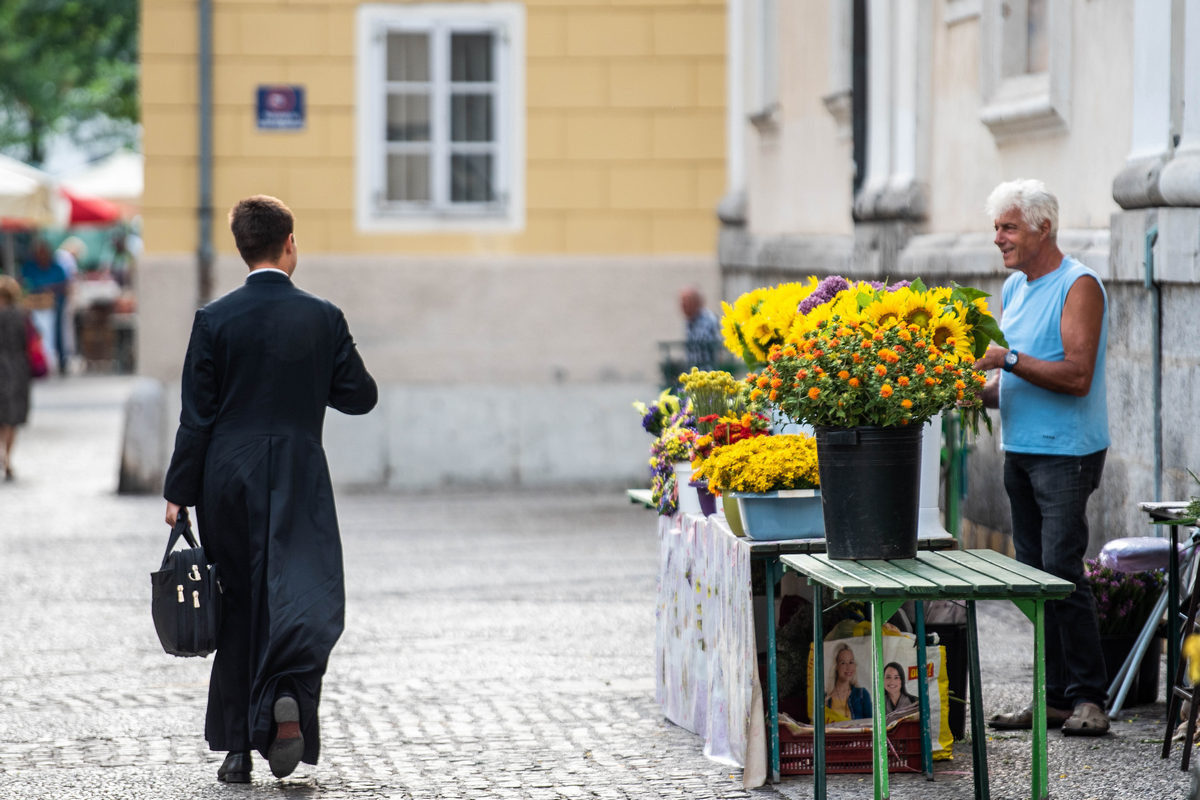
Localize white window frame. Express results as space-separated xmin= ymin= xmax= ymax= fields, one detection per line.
xmin=979 ymin=0 xmax=1071 ymax=141
xmin=356 ymin=3 xmax=525 ymax=233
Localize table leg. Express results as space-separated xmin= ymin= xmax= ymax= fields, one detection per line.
xmin=915 ymin=601 xmax=934 ymax=779
xmin=766 ymin=558 xmax=781 ymax=783
xmin=1170 ymin=523 xmax=1180 ymax=696
xmin=813 ymin=583 xmax=826 ymax=800
xmin=1030 ymin=599 xmax=1048 ymax=800
xmin=965 ymin=600 xmax=990 ymax=800
xmin=871 ymin=600 xmax=890 ymax=800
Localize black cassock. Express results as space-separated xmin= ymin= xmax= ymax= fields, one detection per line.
xmin=164 ymin=270 xmax=377 ymax=764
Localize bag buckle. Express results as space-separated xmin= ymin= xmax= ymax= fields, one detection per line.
xmin=188 ymin=564 xmax=202 ymax=582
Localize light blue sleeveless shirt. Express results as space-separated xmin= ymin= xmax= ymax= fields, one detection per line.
xmin=998 ymin=255 xmax=1109 ymax=455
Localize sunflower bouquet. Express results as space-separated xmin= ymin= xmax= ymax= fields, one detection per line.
xmin=751 ymin=279 xmax=1003 ymax=430
xmin=720 ymin=279 xmax=821 ymax=368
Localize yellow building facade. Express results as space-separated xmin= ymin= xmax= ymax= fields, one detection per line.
xmin=136 ymin=0 xmax=727 ymax=488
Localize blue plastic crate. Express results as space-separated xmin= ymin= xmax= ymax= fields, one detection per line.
xmin=731 ymin=489 xmax=825 ymax=541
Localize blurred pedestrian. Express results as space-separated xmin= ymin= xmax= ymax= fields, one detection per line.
xmin=978 ymin=179 xmax=1110 ymax=737
xmin=19 ymin=240 xmax=66 ymax=375
xmin=163 ymin=195 xmax=377 ymax=783
xmin=0 ymin=275 xmax=32 ymax=481
xmin=53 ymin=236 xmax=86 ymax=374
xmin=679 ymin=286 xmax=721 ymax=370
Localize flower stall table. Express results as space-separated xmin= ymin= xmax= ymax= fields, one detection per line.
xmin=782 ymin=550 xmax=1073 ymax=800
xmin=655 ymin=511 xmax=955 ymax=787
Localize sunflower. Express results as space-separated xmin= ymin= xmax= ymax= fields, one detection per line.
xmin=902 ymin=292 xmax=942 ymax=329
xmin=862 ymin=291 xmax=908 ymax=328
xmin=928 ymin=312 xmax=972 ymax=361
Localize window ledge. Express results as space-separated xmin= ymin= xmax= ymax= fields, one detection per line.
xmin=980 ymin=74 xmax=1066 ymax=142
xmin=822 ymin=89 xmax=852 ymax=140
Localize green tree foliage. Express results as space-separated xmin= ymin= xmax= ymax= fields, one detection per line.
xmin=0 ymin=0 xmax=138 ymax=166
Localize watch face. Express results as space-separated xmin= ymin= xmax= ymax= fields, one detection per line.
xmin=1005 ymin=350 xmax=1018 ymax=368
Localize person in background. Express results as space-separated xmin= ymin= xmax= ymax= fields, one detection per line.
xmin=163 ymin=195 xmax=377 ymax=784
xmin=679 ymin=286 xmax=722 ymax=370
xmin=883 ymin=662 xmax=917 ymax=717
xmin=53 ymin=236 xmax=86 ymax=375
xmin=0 ymin=276 xmax=33 ymax=481
xmin=20 ymin=240 xmax=67 ymax=375
xmin=824 ymin=642 xmax=872 ymax=722
xmin=978 ymin=179 xmax=1110 ymax=737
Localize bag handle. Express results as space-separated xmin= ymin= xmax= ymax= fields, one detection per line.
xmin=160 ymin=507 xmax=201 ymax=568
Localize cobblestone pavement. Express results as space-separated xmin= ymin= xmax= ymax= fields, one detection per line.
xmin=0 ymin=376 xmax=1193 ymax=799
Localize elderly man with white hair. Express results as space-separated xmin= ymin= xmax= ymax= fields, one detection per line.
xmin=975 ymin=179 xmax=1111 ymax=737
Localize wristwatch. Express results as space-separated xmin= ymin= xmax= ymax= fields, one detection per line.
xmin=1002 ymin=349 xmax=1020 ymax=372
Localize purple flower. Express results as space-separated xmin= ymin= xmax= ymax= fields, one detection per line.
xmin=798 ymin=276 xmax=851 ymax=315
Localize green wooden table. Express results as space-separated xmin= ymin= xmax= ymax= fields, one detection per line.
xmin=781 ymin=549 xmax=1074 ymax=800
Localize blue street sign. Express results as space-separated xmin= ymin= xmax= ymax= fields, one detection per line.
xmin=256 ymin=85 xmax=306 ymax=131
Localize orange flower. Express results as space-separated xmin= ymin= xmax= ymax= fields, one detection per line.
xmin=914 ymin=363 xmax=926 ymax=375
xmin=852 ymin=352 xmax=863 ymax=363
xmin=955 ymin=379 xmax=966 ymax=390
xmin=914 ymin=340 xmax=927 ymax=349
xmin=769 ymin=389 xmax=778 ymax=401
xmin=848 ymin=377 xmax=860 ymax=388
xmin=797 ymin=368 xmax=809 ymax=379
xmin=924 ymin=377 xmax=936 ymax=386
xmin=933 ymin=365 xmax=945 ymax=375
xmin=897 ymin=376 xmax=910 ymax=387
xmin=757 ymin=375 xmax=770 ymax=388
xmin=838 ymin=370 xmax=850 ymax=380
xmin=874 ymin=364 xmax=887 ymax=377
xmin=808 ymin=387 xmax=821 ymax=400
xmin=750 ymin=388 xmax=763 ymax=400
xmin=880 ymin=384 xmax=893 ymax=398
xmin=771 ymin=378 xmax=783 ymax=389
xmin=901 ymin=398 xmax=913 ymax=409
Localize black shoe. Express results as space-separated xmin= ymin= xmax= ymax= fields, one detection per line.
xmin=217 ymin=750 xmax=252 ymax=783
xmin=268 ymin=695 xmax=304 ymax=778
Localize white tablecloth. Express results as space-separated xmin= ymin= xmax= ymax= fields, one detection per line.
xmin=655 ymin=512 xmax=767 ymax=788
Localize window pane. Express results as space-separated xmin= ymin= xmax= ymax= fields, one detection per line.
xmin=451 ymin=33 xmax=493 ymax=82
xmin=450 ymin=93 xmax=494 ymax=142
xmin=386 ymin=93 xmax=430 ymax=142
xmin=387 ymin=32 xmax=429 ymax=81
xmin=1026 ymin=0 xmax=1048 ymax=74
xmin=386 ymin=154 xmax=430 ymax=202
xmin=450 ymin=154 xmax=494 ymax=203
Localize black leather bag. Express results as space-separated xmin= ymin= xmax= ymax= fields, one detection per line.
xmin=151 ymin=507 xmax=222 ymax=657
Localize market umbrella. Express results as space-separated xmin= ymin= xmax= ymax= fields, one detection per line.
xmin=62 ymin=186 xmax=124 ymax=225
xmin=60 ymin=150 xmax=143 ymax=202
xmin=0 ymin=153 xmax=69 ymax=227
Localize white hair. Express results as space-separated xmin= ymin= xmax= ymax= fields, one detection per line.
xmin=985 ymin=179 xmax=1058 ymax=237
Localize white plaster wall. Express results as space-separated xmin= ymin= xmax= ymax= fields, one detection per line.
xmin=927 ymin=1 xmax=1133 ymax=234
xmin=745 ymin=2 xmax=855 ymax=237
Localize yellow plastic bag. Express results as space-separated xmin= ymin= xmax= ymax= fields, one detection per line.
xmin=806 ymin=632 xmax=953 ymax=759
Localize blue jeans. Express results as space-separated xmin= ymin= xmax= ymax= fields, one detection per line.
xmin=1003 ymin=449 xmax=1108 ymax=709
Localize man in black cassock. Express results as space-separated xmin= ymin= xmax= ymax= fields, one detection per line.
xmin=163 ymin=195 xmax=377 ymax=783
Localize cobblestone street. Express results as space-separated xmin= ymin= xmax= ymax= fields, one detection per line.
xmin=0 ymin=376 xmax=1193 ymax=799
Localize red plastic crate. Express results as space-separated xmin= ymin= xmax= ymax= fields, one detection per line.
xmin=778 ymin=718 xmax=923 ymax=775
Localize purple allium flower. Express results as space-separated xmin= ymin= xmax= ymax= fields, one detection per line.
xmin=798 ymin=275 xmax=851 ymax=315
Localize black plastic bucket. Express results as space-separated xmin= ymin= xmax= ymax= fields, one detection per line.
xmin=815 ymin=425 xmax=923 ymax=560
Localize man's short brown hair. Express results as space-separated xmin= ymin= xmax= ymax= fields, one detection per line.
xmin=228 ymin=195 xmax=294 ymax=266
